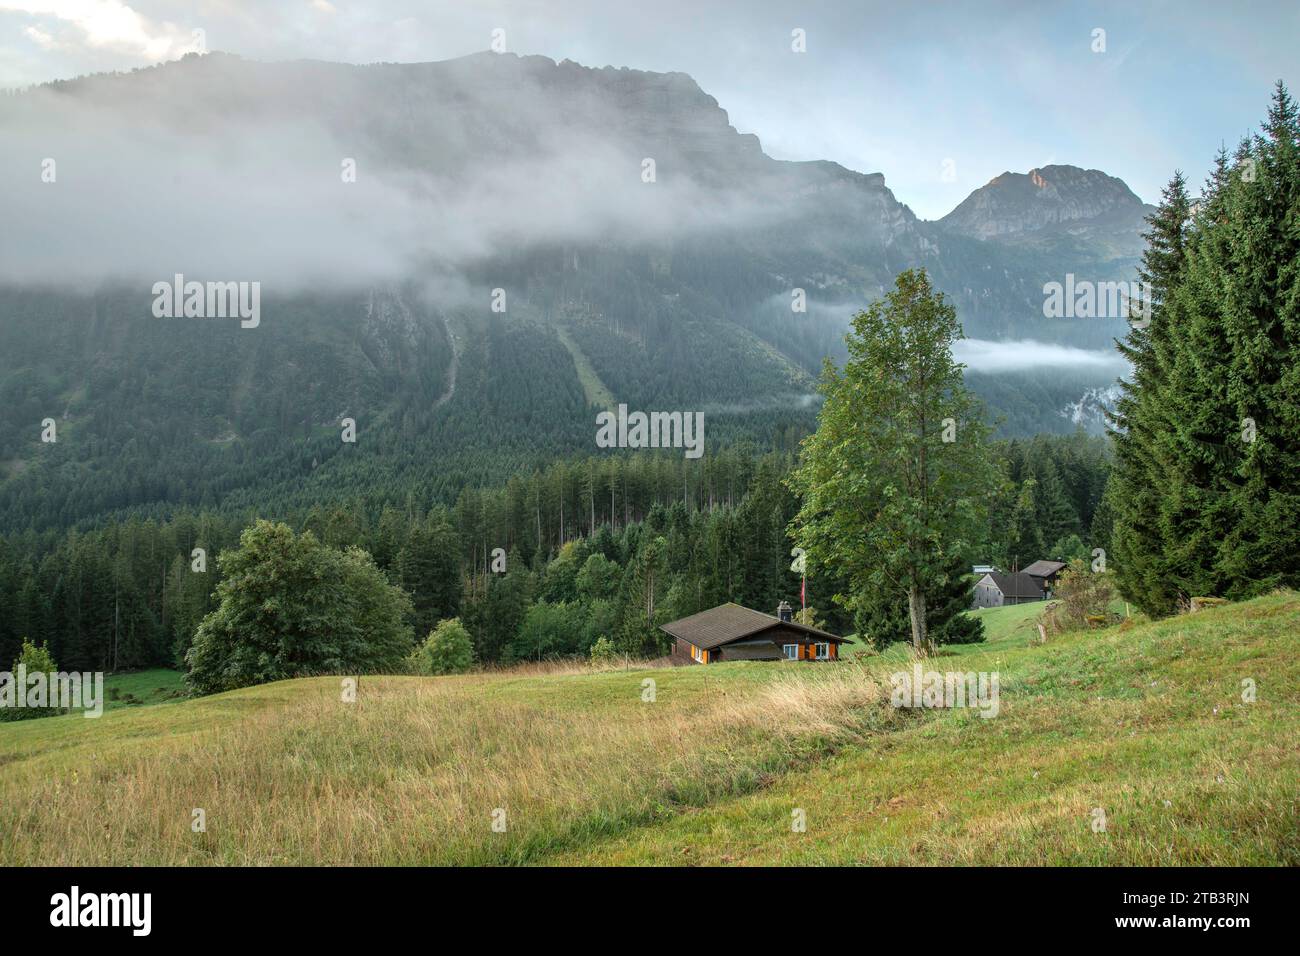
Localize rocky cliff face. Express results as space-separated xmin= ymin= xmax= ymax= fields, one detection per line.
xmin=936 ymin=164 xmax=1149 ymax=240
xmin=22 ymin=53 xmax=1143 ymax=262
xmin=10 ymin=49 xmax=933 ymax=298
xmin=0 ymin=51 xmax=1148 ymax=529
xmin=3 ymin=48 xmax=1151 ymax=385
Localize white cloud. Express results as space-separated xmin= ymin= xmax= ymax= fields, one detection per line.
xmin=956 ymin=339 xmax=1128 ymax=373
xmin=21 ymin=23 xmax=54 ymax=47
xmin=0 ymin=59 xmax=787 ymax=290
xmin=2 ymin=0 xmax=195 ymax=60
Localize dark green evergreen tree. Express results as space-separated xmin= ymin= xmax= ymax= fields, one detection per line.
xmin=1109 ymin=168 xmax=1193 ymax=614
xmin=1111 ymin=84 xmax=1300 ymax=613
xmin=854 ymin=555 xmax=984 ymax=649
xmin=395 ymin=515 xmax=461 ymax=639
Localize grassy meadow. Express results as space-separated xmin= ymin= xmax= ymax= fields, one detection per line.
xmin=1 ymin=594 xmax=1296 ymax=865
xmin=102 ymin=669 xmax=188 ymax=712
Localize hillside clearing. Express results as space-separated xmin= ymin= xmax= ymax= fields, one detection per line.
xmin=556 ymin=326 xmax=616 ymax=411
xmin=1 ymin=594 xmax=1295 ymax=865
xmin=102 ymin=669 xmax=188 ymax=712
xmin=0 ymin=656 xmax=892 ymax=865
xmin=555 ymin=594 xmax=1299 ymax=865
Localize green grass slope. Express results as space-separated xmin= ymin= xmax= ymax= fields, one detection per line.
xmin=556 ymin=593 xmax=1299 ymax=865
xmin=102 ymin=669 xmax=188 ymax=712
xmin=1 ymin=593 xmax=1295 ymax=865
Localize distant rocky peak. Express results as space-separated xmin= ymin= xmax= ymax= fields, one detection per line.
xmin=938 ymin=164 xmax=1146 ymax=239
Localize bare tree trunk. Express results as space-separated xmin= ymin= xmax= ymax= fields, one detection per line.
xmin=908 ymin=584 xmax=929 ymax=654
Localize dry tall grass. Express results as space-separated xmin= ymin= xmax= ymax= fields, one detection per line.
xmin=0 ymin=661 xmax=893 ymax=865
xmin=472 ymin=654 xmax=671 ymax=678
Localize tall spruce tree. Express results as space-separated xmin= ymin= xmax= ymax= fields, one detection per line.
xmin=395 ymin=515 xmax=461 ymax=638
xmin=854 ymin=554 xmax=985 ymax=649
xmin=1110 ymin=84 xmax=1300 ymax=613
xmin=1154 ymin=149 xmax=1240 ymax=602
xmin=1215 ymin=84 xmax=1300 ymax=594
xmin=1109 ymin=170 xmax=1193 ymax=613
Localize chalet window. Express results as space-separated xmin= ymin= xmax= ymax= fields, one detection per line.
xmin=782 ymin=644 xmax=798 ymax=660
xmin=691 ymin=644 xmax=703 ymax=662
xmin=815 ymin=642 xmax=830 ymax=659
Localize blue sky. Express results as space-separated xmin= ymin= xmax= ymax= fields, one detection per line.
xmin=2 ymin=0 xmax=1295 ymax=218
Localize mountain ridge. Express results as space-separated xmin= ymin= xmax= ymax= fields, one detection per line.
xmin=15 ymin=51 xmax=1141 ymax=239
xmin=0 ymin=51 xmax=1149 ymax=531
xmin=938 ymin=163 xmax=1152 ymax=240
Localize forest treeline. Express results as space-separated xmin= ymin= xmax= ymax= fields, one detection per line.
xmin=1108 ymin=83 xmax=1300 ymax=615
xmin=0 ymin=433 xmax=1109 ymax=672
xmin=4 ymin=84 xmax=1295 ymax=681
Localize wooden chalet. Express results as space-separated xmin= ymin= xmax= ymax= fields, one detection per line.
xmin=662 ymin=601 xmax=851 ymax=664
xmin=972 ymin=558 xmax=1069 ymax=608
xmin=972 ymin=570 xmax=1048 ymax=607
xmin=1021 ymin=560 xmax=1068 ymax=591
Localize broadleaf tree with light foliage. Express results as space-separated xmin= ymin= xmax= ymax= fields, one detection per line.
xmin=789 ymin=269 xmax=1001 ymax=652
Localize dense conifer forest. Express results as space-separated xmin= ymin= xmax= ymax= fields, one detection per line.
xmin=0 ymin=433 xmax=1109 ymax=671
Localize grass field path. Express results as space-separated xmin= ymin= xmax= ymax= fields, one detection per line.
xmin=547 ymin=595 xmax=1299 ymax=865
xmin=2 ymin=596 xmax=1295 ymax=865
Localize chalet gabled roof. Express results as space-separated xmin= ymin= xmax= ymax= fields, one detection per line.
xmin=660 ymin=602 xmax=849 ymax=651
xmin=1022 ymin=560 xmax=1067 ymax=578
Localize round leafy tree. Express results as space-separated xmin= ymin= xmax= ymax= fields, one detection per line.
xmin=0 ymin=640 xmax=60 ymax=721
xmin=410 ymin=618 xmax=475 ymax=675
xmin=186 ymin=521 xmax=414 ymax=694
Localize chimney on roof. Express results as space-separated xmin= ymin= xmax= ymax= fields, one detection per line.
xmin=776 ymin=600 xmax=793 ymax=623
